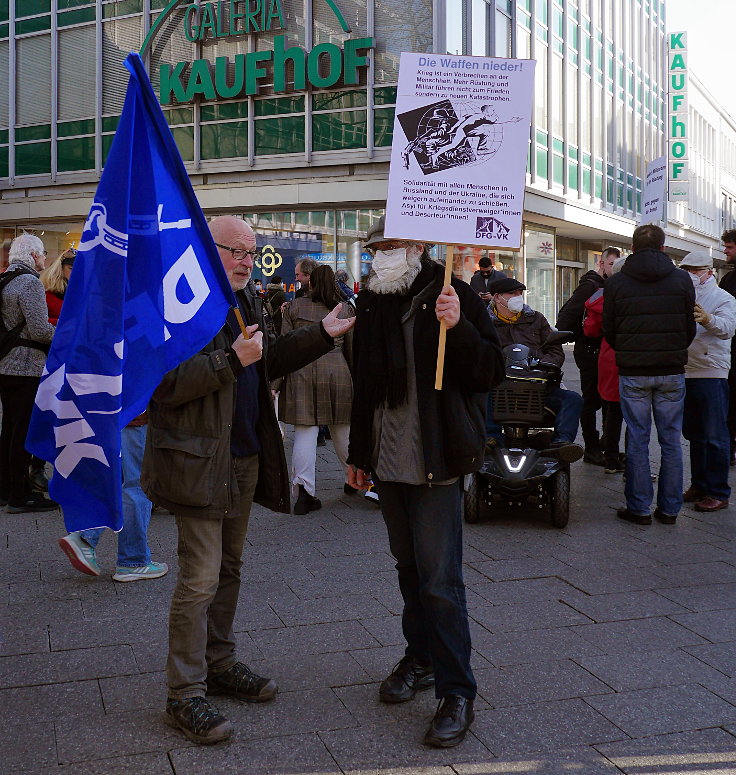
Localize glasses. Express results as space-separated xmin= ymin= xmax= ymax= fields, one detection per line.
xmin=214 ymin=242 xmax=261 ymax=261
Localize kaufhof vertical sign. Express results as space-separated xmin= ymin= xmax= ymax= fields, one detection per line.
xmin=139 ymin=0 xmax=374 ymax=105
xmin=668 ymin=31 xmax=688 ymax=202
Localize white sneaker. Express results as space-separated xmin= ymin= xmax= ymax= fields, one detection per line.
xmin=113 ymin=561 xmax=168 ymax=582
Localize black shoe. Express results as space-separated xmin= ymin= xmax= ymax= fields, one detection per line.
xmin=206 ymin=661 xmax=278 ymax=702
xmin=293 ymin=484 xmax=322 ymax=515
xmin=543 ymin=441 xmax=584 ymax=463
xmin=583 ymin=447 xmax=606 ymax=466
xmin=423 ymin=696 xmax=474 ymax=748
xmin=7 ymin=492 xmax=59 ymax=513
xmin=653 ymin=507 xmax=677 ymax=524
xmin=316 ymin=428 xmax=326 ymax=447
xmin=29 ymin=468 xmax=49 ymax=492
xmin=616 ymin=507 xmax=652 ymax=525
xmin=343 ymin=482 xmax=359 ymax=495
xmin=164 ymin=697 xmax=233 ymax=744
xmin=379 ymin=655 xmax=435 ymax=703
xmin=604 ymin=457 xmax=625 ymax=474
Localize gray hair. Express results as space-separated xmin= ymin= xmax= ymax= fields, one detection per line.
xmin=9 ymin=232 xmax=44 ymax=267
xmin=335 ymin=269 xmax=349 ymax=283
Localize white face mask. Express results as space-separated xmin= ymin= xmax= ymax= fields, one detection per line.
xmin=506 ymin=295 xmax=524 ymax=313
xmin=689 ymin=271 xmax=710 ymax=287
xmin=371 ymin=248 xmax=410 ymax=283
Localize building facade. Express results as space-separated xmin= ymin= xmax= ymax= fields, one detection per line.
xmin=1 ymin=0 xmax=734 ymax=315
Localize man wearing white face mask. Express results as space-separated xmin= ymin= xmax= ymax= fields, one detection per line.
xmin=679 ymin=251 xmax=736 ymax=513
xmin=347 ymin=216 xmax=504 ymax=748
xmin=485 ymin=277 xmax=583 ymax=457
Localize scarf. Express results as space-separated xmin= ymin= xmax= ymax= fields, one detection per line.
xmin=355 ymin=261 xmax=435 ymax=412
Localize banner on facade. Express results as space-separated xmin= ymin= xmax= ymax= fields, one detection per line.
xmin=640 ymin=156 xmax=667 ymax=222
xmin=668 ymin=31 xmax=689 ymax=202
xmin=384 ymin=52 xmax=535 ymax=249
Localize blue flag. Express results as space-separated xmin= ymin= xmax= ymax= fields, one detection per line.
xmin=26 ymin=52 xmax=237 ymax=533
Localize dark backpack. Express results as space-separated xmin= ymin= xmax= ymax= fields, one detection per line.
xmin=0 ymin=265 xmax=50 ymax=361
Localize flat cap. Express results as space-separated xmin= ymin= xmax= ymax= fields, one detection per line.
xmin=487 ymin=277 xmax=526 ymax=295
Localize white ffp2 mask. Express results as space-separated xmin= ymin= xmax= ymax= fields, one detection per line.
xmin=506 ymin=295 xmax=524 ymax=313
xmin=371 ymin=248 xmax=410 ymax=283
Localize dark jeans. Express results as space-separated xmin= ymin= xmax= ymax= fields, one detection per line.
xmin=374 ymin=477 xmax=476 ymax=700
xmin=0 ymin=374 xmax=39 ymax=504
xmin=486 ymin=386 xmax=583 ymax=445
xmin=573 ymin=342 xmax=602 ymax=447
xmin=683 ymin=378 xmax=731 ymax=501
xmin=167 ymin=454 xmax=259 ymax=699
xmin=602 ymin=399 xmax=623 ymax=464
xmin=728 ymin=364 xmax=736 ymax=453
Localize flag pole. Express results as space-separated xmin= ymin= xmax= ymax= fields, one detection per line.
xmin=434 ymin=254 xmax=455 ymax=390
xmin=232 ymin=307 xmax=250 ymax=339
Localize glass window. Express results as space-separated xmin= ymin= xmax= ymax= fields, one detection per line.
xmin=256 ymin=116 xmax=305 ymax=155
xmin=534 ymin=44 xmax=547 ymax=130
xmin=102 ymin=17 xmax=143 ymax=115
xmin=17 ymin=35 xmax=51 ymax=127
xmin=374 ymin=107 xmax=394 ymax=147
xmin=57 ymin=136 xmax=95 ymax=172
xmin=201 ymin=122 xmax=249 ymax=160
xmin=495 ymin=10 xmax=511 ymax=56
xmin=375 ymin=0 xmax=432 ymax=82
xmin=313 ymin=110 xmax=366 ymax=151
xmin=445 ymin=0 xmax=463 ymax=54
xmin=16 ymin=141 xmax=51 ymax=176
xmin=524 ymin=225 xmax=555 ymax=322
xmin=59 ymin=25 xmax=96 ymax=123
xmin=472 ymin=0 xmax=487 ymax=56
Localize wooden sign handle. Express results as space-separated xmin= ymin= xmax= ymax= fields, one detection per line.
xmin=233 ymin=307 xmax=250 ymax=339
xmin=434 ymin=256 xmax=455 ymax=390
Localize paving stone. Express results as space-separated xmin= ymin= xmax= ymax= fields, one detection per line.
xmin=169 ymin=732 xmax=340 ymax=775
xmin=55 ymin=707 xmax=191 ymax=763
xmin=99 ymin=671 xmax=166 ymax=712
xmin=575 ymin=648 xmax=730 ymax=691
xmin=0 ymin=719 xmax=57 ymax=770
xmin=475 ymin=659 xmax=612 ymax=707
xmin=670 ymin=609 xmax=736 ymax=642
xmin=320 ymin=718 xmax=491 ymax=773
xmin=0 ymin=619 xmax=49 ymax=655
xmin=359 ymin=615 xmax=404 ymax=647
xmin=49 ymin=615 xmax=167 ymax=651
xmin=595 ymin=726 xmax=736 ymax=774
xmin=472 ymin=626 xmax=603 ymax=667
xmin=554 ymin=565 xmax=672 ymax=595
xmin=470 ymin=600 xmax=592 ymax=633
xmin=269 ymin=593 xmax=391 ymax=626
xmin=1 ymin=598 xmax=83 ymax=628
xmin=585 ymin=684 xmax=736 ymax=738
xmin=19 ymin=752 xmax=174 ymax=775
xmin=632 ymin=542 xmax=736 ymax=566
xmin=472 ymin=577 xmax=581 ymax=606
xmin=570 ymin=616 xmax=709 ymax=653
xmin=249 ymin=619 xmax=380 ymax=656
xmin=453 ymin=746 xmax=622 ymax=774
xmin=655 ymin=582 xmax=736 ymax=612
xmin=684 ymin=641 xmax=736 ymax=677
xmin=650 ymin=561 xmax=736 ymax=587
xmin=562 ymin=589 xmax=690 ymax=622
xmin=471 ymin=698 xmax=626 ymax=754
xmin=0 ymin=644 xmax=137 ymax=689
xmin=468 ymin=557 xmax=576 ymax=582
xmin=246 ymin=650 xmax=373 ymax=692
xmin=0 ymin=679 xmax=103 ymax=721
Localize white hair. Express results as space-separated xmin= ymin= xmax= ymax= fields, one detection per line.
xmin=9 ymin=232 xmax=44 ymax=268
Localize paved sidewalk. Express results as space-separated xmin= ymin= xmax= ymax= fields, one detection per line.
xmin=2 ymin=360 xmax=736 ymax=774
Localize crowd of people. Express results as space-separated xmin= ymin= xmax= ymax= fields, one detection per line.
xmin=1 ymin=217 xmax=735 ymax=750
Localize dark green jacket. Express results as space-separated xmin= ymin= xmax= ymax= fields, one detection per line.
xmin=141 ymin=285 xmax=332 ymax=517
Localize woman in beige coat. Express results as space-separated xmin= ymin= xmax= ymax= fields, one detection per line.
xmin=279 ymin=265 xmax=354 ymax=514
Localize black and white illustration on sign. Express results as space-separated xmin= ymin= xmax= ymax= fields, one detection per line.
xmin=399 ymin=99 xmax=523 ymax=175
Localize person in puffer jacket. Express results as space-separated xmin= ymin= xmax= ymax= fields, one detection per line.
xmin=679 ymin=251 xmax=736 ymax=513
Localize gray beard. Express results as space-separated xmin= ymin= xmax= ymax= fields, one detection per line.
xmin=366 ymin=257 xmax=423 ymax=295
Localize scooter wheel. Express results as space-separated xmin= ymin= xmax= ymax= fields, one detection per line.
xmin=549 ymin=468 xmax=570 ymax=528
xmin=464 ymin=473 xmax=482 ymax=523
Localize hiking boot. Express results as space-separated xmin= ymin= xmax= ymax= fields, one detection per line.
xmin=293 ymin=484 xmax=321 ymax=515
xmin=164 ymin=697 xmax=233 ymax=744
xmin=379 ymin=655 xmax=434 ymax=703
xmin=113 ymin=561 xmax=168 ymax=582
xmin=7 ymin=492 xmax=59 ymax=513
xmin=58 ymin=533 xmax=100 ymax=576
xmin=206 ymin=662 xmax=277 ymax=702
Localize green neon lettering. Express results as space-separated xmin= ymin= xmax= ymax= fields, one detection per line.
xmin=184 ymin=59 xmax=217 ymax=101
xmin=273 ymin=35 xmax=306 ymax=92
xmin=215 ymin=55 xmax=245 ymax=98
xmin=671 ymin=94 xmax=685 ymax=111
xmin=160 ymin=62 xmax=188 ymax=104
xmin=670 ymin=74 xmax=686 ymax=91
xmin=670 ymin=116 xmax=686 ymax=138
xmin=671 ymin=141 xmax=687 ymax=159
xmin=245 ymin=50 xmax=272 ymax=94
xmin=245 ymin=0 xmax=261 ymax=32
xmin=343 ymin=37 xmax=373 ymax=85
xmin=264 ymin=0 xmax=285 ymax=30
xmin=671 ymin=161 xmax=685 ymax=178
xmin=307 ymin=43 xmax=342 ymax=89
xmin=670 ymin=53 xmax=686 ymax=70
xmin=669 ymin=32 xmax=685 ymax=49
xmin=183 ymin=4 xmax=199 ymax=42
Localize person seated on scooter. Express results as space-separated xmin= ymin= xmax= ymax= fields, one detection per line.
xmin=485 ymin=278 xmax=583 ymax=458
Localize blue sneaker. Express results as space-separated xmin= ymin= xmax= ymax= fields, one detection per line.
xmin=58 ymin=533 xmax=100 ymax=576
xmin=112 ymin=561 xmax=168 ymax=582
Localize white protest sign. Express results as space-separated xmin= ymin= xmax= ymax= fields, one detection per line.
xmin=640 ymin=156 xmax=667 ymax=223
xmin=385 ymin=52 xmax=535 ymax=249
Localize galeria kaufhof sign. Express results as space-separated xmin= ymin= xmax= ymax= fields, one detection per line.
xmin=143 ymin=0 xmax=374 ymax=105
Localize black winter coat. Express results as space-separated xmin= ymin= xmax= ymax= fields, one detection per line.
xmin=469 ymin=268 xmax=507 ymax=301
xmin=347 ymin=263 xmax=504 ymax=481
xmin=555 ymin=269 xmax=604 ymax=346
xmin=602 ymin=249 xmax=696 ymax=376
xmin=719 ymin=268 xmax=736 ymax=355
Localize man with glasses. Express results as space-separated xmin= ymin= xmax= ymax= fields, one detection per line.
xmin=142 ymin=216 xmax=355 ymax=745
xmin=603 ymin=224 xmax=695 ymax=525
xmin=679 ymin=251 xmax=736 ymax=513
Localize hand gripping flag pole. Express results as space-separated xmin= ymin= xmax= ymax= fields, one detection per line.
xmin=26 ymin=52 xmax=239 ymax=534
